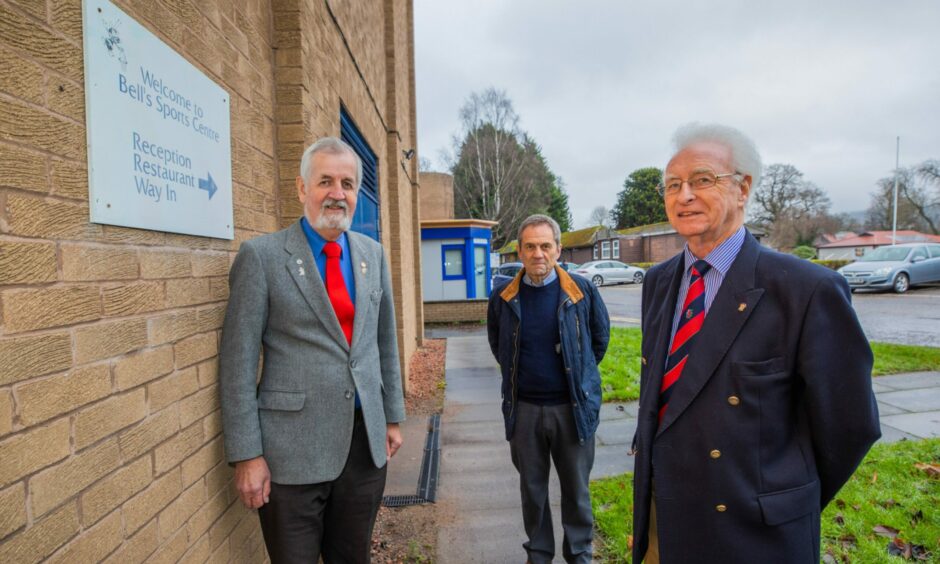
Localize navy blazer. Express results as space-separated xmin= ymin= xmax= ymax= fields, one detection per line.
xmin=632 ymin=232 xmax=880 ymax=563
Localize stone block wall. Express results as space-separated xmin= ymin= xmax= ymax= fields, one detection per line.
xmin=0 ymin=0 xmax=421 ymax=560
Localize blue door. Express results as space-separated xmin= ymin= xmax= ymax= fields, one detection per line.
xmin=340 ymin=109 xmax=380 ymax=241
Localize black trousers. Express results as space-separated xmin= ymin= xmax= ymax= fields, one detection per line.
xmin=258 ymin=411 xmax=387 ymax=564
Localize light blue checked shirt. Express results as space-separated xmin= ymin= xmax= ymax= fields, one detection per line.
xmin=668 ymin=226 xmax=747 ymax=348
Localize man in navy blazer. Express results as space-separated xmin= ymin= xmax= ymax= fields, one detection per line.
xmin=632 ymin=123 xmax=880 ymax=563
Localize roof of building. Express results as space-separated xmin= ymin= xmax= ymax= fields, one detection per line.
xmin=562 ymin=225 xmax=604 ymax=247
xmin=496 ymin=222 xmax=767 ymax=254
xmin=817 ymin=230 xmax=940 ymax=248
xmin=616 ymin=221 xmax=674 ymax=237
xmin=496 ymin=224 xmax=603 ymax=254
xmin=814 ymin=231 xmax=858 ymax=245
xmin=421 ymin=219 xmax=498 ymax=229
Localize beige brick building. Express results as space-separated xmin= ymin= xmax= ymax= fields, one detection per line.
xmin=418 ymin=171 xmax=454 ymax=221
xmin=0 ymin=0 xmax=422 ymax=561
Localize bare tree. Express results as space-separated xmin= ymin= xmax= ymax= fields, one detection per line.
xmin=589 ymin=206 xmax=612 ymax=228
xmin=916 ymin=159 xmax=940 ymax=186
xmin=914 ymin=160 xmax=940 ymax=232
xmin=418 ymin=156 xmax=434 ymax=172
xmin=449 ymin=88 xmax=559 ymax=247
xmin=750 ymin=164 xmax=808 ymax=225
xmin=865 ymin=169 xmax=928 ymax=231
xmin=883 ymin=166 xmax=938 ymax=234
xmin=750 ymin=164 xmax=839 ymax=249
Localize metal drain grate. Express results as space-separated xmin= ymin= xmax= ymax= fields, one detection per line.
xmin=382 ymin=494 xmax=430 ymax=508
xmin=417 ymin=413 xmax=440 ymax=501
xmin=382 ymin=414 xmax=441 ymax=508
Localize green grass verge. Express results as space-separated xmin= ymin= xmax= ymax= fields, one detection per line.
xmin=599 ymin=328 xmax=940 ymax=403
xmin=599 ymin=327 xmax=642 ymax=402
xmin=590 ymin=473 xmax=634 ymax=562
xmin=871 ymin=341 xmax=940 ymax=376
xmin=590 ymin=438 xmax=940 ymax=563
xmin=821 ymin=437 xmax=940 ymax=561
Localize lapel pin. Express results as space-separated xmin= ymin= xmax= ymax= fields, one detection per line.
xmin=298 ymin=267 xmax=305 ymax=277
xmin=296 ymin=259 xmax=303 ymax=264
xmin=360 ymin=261 xmax=368 ymax=274
xmin=641 ymin=357 xmax=647 ymax=365
xmin=686 ymin=309 xmax=694 ymax=319
xmin=738 ymin=302 xmax=746 ymax=312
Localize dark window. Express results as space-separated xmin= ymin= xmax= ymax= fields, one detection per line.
xmin=340 ymin=109 xmax=379 ymax=241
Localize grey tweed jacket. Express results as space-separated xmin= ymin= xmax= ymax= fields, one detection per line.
xmin=219 ymin=220 xmax=406 ymax=484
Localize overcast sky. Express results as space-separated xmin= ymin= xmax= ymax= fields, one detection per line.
xmin=414 ymin=1 xmax=939 ymax=228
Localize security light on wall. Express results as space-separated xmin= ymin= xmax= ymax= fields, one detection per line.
xmin=402 ymin=149 xmax=415 ymax=160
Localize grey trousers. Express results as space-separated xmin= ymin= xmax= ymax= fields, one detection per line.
xmin=509 ymin=401 xmax=595 ymax=564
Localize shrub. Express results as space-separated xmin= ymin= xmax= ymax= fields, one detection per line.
xmin=791 ymin=245 xmax=817 ymax=259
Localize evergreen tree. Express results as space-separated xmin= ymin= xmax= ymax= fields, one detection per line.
xmin=546 ymin=180 xmax=573 ymax=232
xmin=611 ymin=167 xmax=666 ymax=229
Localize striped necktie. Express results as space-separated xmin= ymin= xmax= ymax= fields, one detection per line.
xmin=659 ymin=259 xmax=711 ymax=423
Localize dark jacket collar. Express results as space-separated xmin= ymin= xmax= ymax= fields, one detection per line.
xmin=500 ymin=265 xmax=584 ymax=304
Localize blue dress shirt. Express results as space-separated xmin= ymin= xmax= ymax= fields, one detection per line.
xmin=300 ymin=217 xmax=356 ymax=305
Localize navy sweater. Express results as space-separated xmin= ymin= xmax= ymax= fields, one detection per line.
xmin=517 ymin=279 xmax=568 ymax=405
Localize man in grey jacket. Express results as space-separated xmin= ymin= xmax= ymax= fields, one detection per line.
xmin=220 ymin=137 xmax=406 ymax=563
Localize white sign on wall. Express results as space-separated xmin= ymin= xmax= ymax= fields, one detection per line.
xmin=82 ymin=0 xmax=233 ymax=239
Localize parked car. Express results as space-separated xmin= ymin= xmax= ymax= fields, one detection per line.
xmin=838 ymin=242 xmax=940 ymax=293
xmin=573 ymin=260 xmax=645 ymax=287
xmin=491 ymin=261 xmax=581 ymax=286
xmin=492 ymin=262 xmax=523 ymax=286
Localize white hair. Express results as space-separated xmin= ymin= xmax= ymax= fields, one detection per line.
xmin=668 ymin=123 xmax=762 ymax=184
xmin=298 ymin=137 xmax=362 ymax=190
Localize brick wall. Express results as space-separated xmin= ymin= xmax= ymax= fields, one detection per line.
xmin=423 ymin=299 xmax=488 ymax=324
xmin=0 ymin=0 xmax=420 ymax=561
xmin=419 ymin=172 xmax=455 ymax=220
xmin=648 ymin=233 xmax=686 ymax=263
xmin=563 ymin=247 xmax=595 ymax=264
xmin=619 ymin=238 xmax=644 ymax=263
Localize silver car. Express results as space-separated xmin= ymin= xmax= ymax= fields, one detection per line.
xmin=838 ymin=243 xmax=940 ymax=293
xmin=573 ymin=260 xmax=645 ymax=287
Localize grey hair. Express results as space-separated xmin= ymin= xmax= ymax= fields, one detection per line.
xmin=517 ymin=214 xmax=561 ymax=247
xmin=298 ymin=137 xmax=363 ymax=190
xmin=668 ymin=123 xmax=762 ymax=184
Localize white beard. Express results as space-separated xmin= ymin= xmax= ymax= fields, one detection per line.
xmin=314 ymin=199 xmax=352 ymax=232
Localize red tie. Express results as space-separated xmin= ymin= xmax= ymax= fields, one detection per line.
xmin=323 ymin=242 xmax=354 ymax=345
xmin=659 ymin=259 xmax=711 ymax=423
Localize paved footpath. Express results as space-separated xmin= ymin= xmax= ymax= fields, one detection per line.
xmin=434 ymin=332 xmax=638 ymax=563
xmin=434 ymin=329 xmax=940 ymax=563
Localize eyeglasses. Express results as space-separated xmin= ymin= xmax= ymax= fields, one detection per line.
xmin=657 ymin=170 xmax=741 ymax=197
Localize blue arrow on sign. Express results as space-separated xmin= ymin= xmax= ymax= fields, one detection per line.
xmin=199 ymin=173 xmax=218 ymax=200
